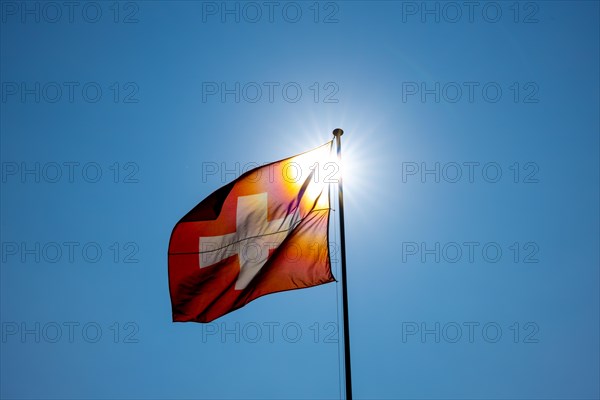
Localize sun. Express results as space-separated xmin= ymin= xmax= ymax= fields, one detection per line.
xmin=281 ymin=142 xmax=335 ymax=212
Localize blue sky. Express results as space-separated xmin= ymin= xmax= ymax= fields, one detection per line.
xmin=1 ymin=1 xmax=598 ymax=399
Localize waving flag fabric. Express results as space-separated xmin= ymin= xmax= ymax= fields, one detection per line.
xmin=168 ymin=142 xmax=335 ymax=322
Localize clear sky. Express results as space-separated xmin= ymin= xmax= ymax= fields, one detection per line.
xmin=1 ymin=1 xmax=599 ymax=399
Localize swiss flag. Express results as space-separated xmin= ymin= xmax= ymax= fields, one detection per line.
xmin=168 ymin=143 xmax=336 ymax=322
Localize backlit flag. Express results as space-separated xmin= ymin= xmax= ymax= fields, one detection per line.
xmin=168 ymin=142 xmax=336 ymax=322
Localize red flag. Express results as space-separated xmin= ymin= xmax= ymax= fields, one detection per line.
xmin=168 ymin=142 xmax=335 ymax=322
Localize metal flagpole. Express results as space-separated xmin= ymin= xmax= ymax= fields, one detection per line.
xmin=332 ymin=128 xmax=352 ymax=400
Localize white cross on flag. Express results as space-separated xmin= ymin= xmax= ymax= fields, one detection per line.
xmin=168 ymin=142 xmax=336 ymax=322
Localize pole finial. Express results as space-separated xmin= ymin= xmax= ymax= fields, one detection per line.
xmin=332 ymin=128 xmax=344 ymax=137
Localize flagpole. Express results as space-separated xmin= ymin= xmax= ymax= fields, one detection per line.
xmin=332 ymin=128 xmax=352 ymax=400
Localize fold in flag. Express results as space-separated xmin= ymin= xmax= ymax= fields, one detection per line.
xmin=168 ymin=142 xmax=336 ymax=322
